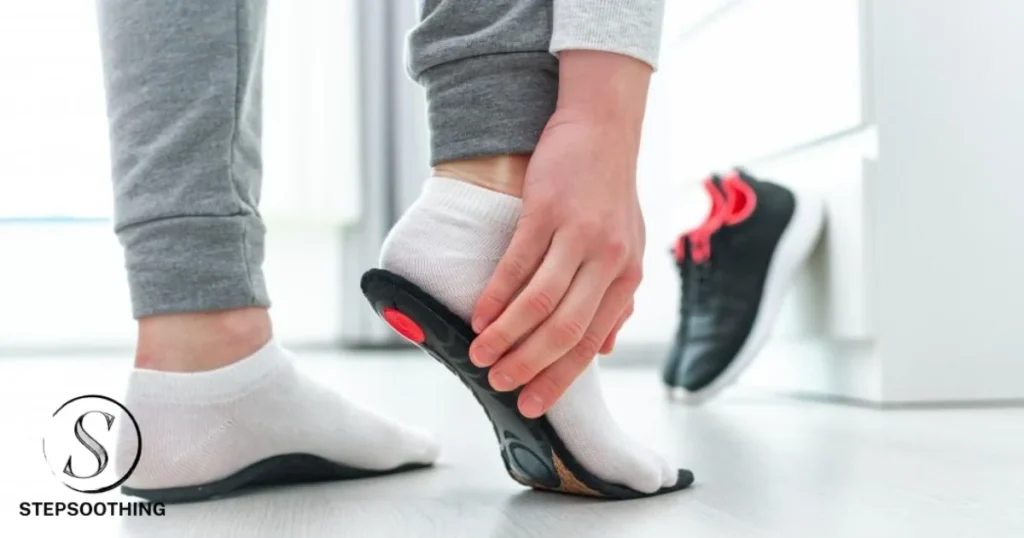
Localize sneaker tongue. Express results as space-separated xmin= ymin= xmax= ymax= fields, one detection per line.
xmin=721 ymin=170 xmax=757 ymax=225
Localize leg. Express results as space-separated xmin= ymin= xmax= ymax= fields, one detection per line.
xmin=98 ymin=0 xmax=437 ymax=502
xmin=378 ymin=0 xmax=684 ymax=496
xmin=100 ymin=0 xmax=271 ymax=371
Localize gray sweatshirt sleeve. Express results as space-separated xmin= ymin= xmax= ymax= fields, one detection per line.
xmin=550 ymin=0 xmax=666 ymax=69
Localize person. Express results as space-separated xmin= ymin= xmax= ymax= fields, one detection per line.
xmin=98 ymin=0 xmax=683 ymax=502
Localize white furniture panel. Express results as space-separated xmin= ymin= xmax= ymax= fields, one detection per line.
xmin=660 ymin=0 xmax=864 ymax=171
xmin=868 ymin=0 xmax=1024 ymax=403
xmin=745 ymin=132 xmax=875 ymax=341
xmin=660 ymin=0 xmax=736 ymax=46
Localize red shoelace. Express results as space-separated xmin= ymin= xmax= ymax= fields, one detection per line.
xmin=673 ymin=171 xmax=757 ymax=264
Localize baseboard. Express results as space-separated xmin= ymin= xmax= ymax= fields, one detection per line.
xmin=613 ymin=338 xmax=1024 ymax=407
xmin=605 ymin=338 xmax=884 ymax=402
xmin=737 ymin=338 xmax=884 ymax=402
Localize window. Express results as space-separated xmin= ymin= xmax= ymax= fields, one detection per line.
xmin=0 ymin=2 xmax=363 ymax=349
xmin=0 ymin=3 xmax=112 ymax=219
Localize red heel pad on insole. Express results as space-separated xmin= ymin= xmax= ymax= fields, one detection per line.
xmin=382 ymin=308 xmax=426 ymax=344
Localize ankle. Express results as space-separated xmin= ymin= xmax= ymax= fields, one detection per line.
xmin=433 ymin=154 xmax=529 ymax=197
xmin=135 ymin=307 xmax=272 ymax=372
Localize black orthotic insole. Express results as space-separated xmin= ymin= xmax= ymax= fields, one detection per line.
xmin=361 ymin=269 xmax=694 ymax=500
xmin=121 ymin=455 xmax=430 ymax=504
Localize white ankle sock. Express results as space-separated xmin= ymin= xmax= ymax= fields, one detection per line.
xmin=380 ymin=176 xmax=677 ymax=493
xmin=117 ymin=340 xmax=439 ymax=490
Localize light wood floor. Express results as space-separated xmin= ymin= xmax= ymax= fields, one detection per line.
xmin=2 ymin=351 xmax=1021 ymax=537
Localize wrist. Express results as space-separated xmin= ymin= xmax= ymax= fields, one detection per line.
xmin=555 ymin=50 xmax=652 ymax=130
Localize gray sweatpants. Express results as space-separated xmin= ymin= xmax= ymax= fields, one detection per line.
xmin=97 ymin=0 xmax=663 ymax=318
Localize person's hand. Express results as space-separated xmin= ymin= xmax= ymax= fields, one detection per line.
xmin=468 ymin=50 xmax=653 ymax=418
xmin=471 ymin=111 xmax=645 ymax=418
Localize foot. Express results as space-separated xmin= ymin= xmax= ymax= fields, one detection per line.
xmin=377 ymin=176 xmax=682 ymax=495
xmin=118 ymin=335 xmax=439 ymax=503
xmin=662 ymin=169 xmax=824 ymax=402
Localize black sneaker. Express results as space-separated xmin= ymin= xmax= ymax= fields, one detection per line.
xmin=662 ymin=169 xmax=824 ymax=402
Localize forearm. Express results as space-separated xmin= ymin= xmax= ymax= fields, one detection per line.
xmin=553 ymin=50 xmax=652 ymax=159
xmin=550 ymin=0 xmax=666 ymax=69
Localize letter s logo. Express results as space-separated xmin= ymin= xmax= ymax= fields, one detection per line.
xmin=64 ymin=410 xmax=114 ymax=479
xmin=43 ymin=395 xmax=142 ymax=494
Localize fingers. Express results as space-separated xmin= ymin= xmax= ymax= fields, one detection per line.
xmin=470 ymin=231 xmax=584 ymax=368
xmin=470 ymin=213 xmax=550 ymax=334
xmin=599 ymin=299 xmax=634 ymax=355
xmin=516 ymin=275 xmax=641 ymax=417
xmin=488 ymin=259 xmax=616 ymax=394
xmin=604 ymin=301 xmax=634 ymax=353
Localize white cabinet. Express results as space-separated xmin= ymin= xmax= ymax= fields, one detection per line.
xmin=633 ymin=0 xmax=1024 ymax=404
xmin=660 ymin=0 xmax=865 ymax=168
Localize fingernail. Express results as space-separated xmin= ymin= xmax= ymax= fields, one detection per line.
xmin=490 ymin=371 xmax=515 ymax=392
xmin=471 ymin=317 xmax=486 ymax=334
xmin=520 ymin=395 xmax=545 ymax=418
xmin=471 ymin=344 xmax=496 ymax=367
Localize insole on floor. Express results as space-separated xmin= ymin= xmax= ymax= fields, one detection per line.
xmin=122 ymin=455 xmax=430 ymax=504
